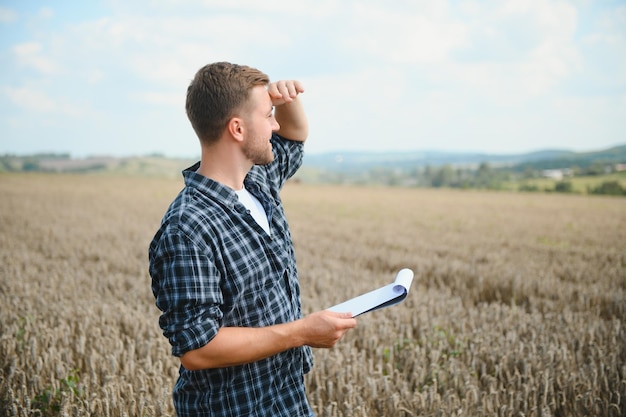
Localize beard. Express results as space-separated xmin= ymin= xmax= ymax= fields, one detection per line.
xmin=242 ymin=134 xmax=274 ymax=166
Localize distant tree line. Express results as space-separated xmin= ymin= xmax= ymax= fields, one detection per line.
xmin=313 ymin=161 xmax=626 ymax=196
xmin=587 ymin=180 xmax=626 ymax=196
xmin=521 ymin=180 xmax=626 ymax=196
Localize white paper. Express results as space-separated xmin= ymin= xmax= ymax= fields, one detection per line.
xmin=327 ymin=268 xmax=414 ymax=317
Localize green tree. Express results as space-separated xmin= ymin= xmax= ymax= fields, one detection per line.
xmin=431 ymin=165 xmax=455 ymax=188
xmin=554 ymin=181 xmax=574 ymax=193
xmin=589 ymin=180 xmax=625 ymax=196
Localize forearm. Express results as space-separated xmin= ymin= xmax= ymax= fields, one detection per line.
xmin=275 ymin=96 xmax=309 ymax=142
xmin=179 ymin=310 xmax=356 ymax=371
xmin=180 ymin=321 xmax=304 ymax=370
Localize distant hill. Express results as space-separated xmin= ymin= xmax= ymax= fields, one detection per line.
xmin=301 ymin=145 xmax=626 ymax=172
xmin=505 ymin=145 xmax=626 ymax=172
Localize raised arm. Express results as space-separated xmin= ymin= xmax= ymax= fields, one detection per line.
xmin=269 ymin=80 xmax=309 ymax=142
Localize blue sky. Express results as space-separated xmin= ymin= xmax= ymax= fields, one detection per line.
xmin=1 ymin=0 xmax=625 ymax=158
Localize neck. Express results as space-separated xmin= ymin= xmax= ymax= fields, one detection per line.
xmin=196 ymin=142 xmax=252 ymax=190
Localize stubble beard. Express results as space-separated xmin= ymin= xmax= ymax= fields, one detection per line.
xmin=243 ymin=135 xmax=274 ymax=166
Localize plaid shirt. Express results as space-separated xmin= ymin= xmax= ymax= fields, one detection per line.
xmin=149 ymin=135 xmax=314 ymax=417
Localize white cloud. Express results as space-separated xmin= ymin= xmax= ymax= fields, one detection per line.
xmin=0 ymin=0 xmax=623 ymax=156
xmin=428 ymin=0 xmax=582 ymax=102
xmin=65 ymin=13 xmax=292 ymax=88
xmin=0 ymin=7 xmax=17 ymax=23
xmin=37 ymin=7 xmax=54 ymax=20
xmin=5 ymin=86 xmax=88 ymax=117
xmin=12 ymin=42 xmax=58 ymax=74
xmin=86 ymin=69 xmax=105 ymax=85
xmin=338 ymin=2 xmax=468 ymax=64
xmin=5 ymin=86 xmax=56 ymax=113
xmin=132 ymin=91 xmax=181 ymax=106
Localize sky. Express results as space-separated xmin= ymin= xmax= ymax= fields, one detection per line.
xmin=1 ymin=0 xmax=625 ymax=158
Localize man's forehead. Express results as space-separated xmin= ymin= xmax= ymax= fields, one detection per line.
xmin=248 ymin=85 xmax=272 ymax=108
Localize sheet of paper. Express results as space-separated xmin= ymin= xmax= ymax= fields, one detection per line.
xmin=327 ymin=268 xmax=414 ymax=317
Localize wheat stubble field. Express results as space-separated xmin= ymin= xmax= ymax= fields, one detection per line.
xmin=0 ymin=173 xmax=624 ymax=417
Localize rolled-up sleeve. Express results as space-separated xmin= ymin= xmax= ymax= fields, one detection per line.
xmin=269 ymin=134 xmax=304 ymax=189
xmin=150 ymin=228 xmax=223 ymax=357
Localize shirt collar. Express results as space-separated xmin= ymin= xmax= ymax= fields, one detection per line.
xmin=182 ymin=162 xmax=241 ymax=211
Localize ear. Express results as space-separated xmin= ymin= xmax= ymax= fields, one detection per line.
xmin=226 ymin=117 xmax=245 ymax=143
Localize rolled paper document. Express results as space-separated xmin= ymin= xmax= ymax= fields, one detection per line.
xmin=328 ymin=268 xmax=414 ymax=317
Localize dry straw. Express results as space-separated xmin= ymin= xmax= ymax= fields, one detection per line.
xmin=1 ymin=174 xmax=624 ymax=416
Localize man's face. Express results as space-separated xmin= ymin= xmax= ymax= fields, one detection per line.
xmin=241 ymin=85 xmax=280 ymax=165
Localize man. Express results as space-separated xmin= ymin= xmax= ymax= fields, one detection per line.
xmin=149 ymin=62 xmax=357 ymax=416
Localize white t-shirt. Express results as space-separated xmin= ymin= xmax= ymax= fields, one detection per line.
xmin=235 ymin=187 xmax=271 ymax=235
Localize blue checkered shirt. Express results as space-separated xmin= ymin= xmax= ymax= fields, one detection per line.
xmin=149 ymin=135 xmax=315 ymax=417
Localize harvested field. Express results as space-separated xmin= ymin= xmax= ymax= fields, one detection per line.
xmin=1 ymin=173 xmax=624 ymax=416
